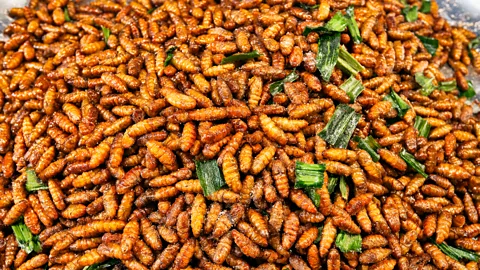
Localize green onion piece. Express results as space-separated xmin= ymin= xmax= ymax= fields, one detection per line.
xmin=402 ymin=5 xmax=418 ymax=22
xmin=335 ymin=230 xmax=362 ymax=253
xmin=327 ymin=174 xmax=339 ymax=193
xmin=195 ymin=160 xmax=226 ymax=196
xmin=438 ymin=80 xmax=457 ymax=91
xmin=468 ymin=37 xmax=480 ymax=58
xmin=345 ymin=6 xmax=362 ymax=44
xmin=384 ymin=90 xmax=410 ymax=117
xmin=83 ymin=259 xmax=121 ymax=270
xmin=101 ymin=26 xmax=110 ymax=44
xmin=399 ymin=148 xmax=428 ymax=178
xmin=148 ymin=8 xmax=156 ymax=14
xmin=339 ymin=176 xmax=348 ymax=200
xmin=318 ymin=104 xmax=360 ymax=148
xmin=340 ymin=75 xmax=364 ymax=102
xmin=314 ymin=226 xmax=324 ymax=244
xmin=303 ymin=12 xmax=347 ymax=35
xmin=433 ymin=241 xmax=480 ymax=262
xmin=12 ymin=219 xmax=42 ymax=254
xmin=294 ymin=161 xmax=326 ymax=189
xmin=26 ymin=168 xmax=48 ymax=192
xmin=315 ymin=32 xmax=341 ymax=81
xmin=414 ymin=116 xmax=431 ymax=138
xmin=415 ymin=72 xmax=435 ymax=96
xmin=354 ymin=136 xmax=381 ymax=162
xmin=64 ymin=8 xmax=71 ymax=22
xmin=164 ymin=46 xmax=177 ymax=67
xmin=297 ymin=3 xmax=320 ymax=10
xmin=269 ymin=69 xmax=299 ymax=95
xmin=336 ymin=46 xmax=365 ymax=76
xmin=305 ymin=188 xmax=321 ymax=207
xmin=416 ymin=34 xmax=439 ymax=56
xmin=220 ymin=50 xmax=261 ymax=64
xmin=419 ymin=0 xmax=431 ymax=13
xmin=459 ymin=80 xmax=476 ymax=99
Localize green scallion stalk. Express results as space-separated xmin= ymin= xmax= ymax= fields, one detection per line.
xmin=164 ymin=46 xmax=177 ymax=67
xmin=384 ymin=90 xmax=410 ymax=117
xmin=336 ymin=46 xmax=365 ymax=76
xmin=335 ymin=230 xmax=362 ymax=253
xmin=314 ymin=226 xmax=324 ymax=244
xmin=101 ymin=26 xmax=110 ymax=44
xmin=318 ymin=104 xmax=360 ymax=148
xmin=459 ymin=80 xmax=476 ymax=99
xmin=26 ymin=168 xmax=48 ymax=192
xmin=327 ymin=174 xmax=339 ymax=193
xmin=294 ymin=161 xmax=326 ymax=189
xmin=303 ymin=12 xmax=347 ymax=35
xmin=220 ymin=50 xmax=261 ymax=64
xmin=315 ymin=32 xmax=341 ymax=81
xmin=402 ymin=5 xmax=418 ymax=22
xmin=438 ymin=80 xmax=457 ymax=91
xmin=12 ymin=219 xmax=42 ymax=254
xmin=269 ymin=69 xmax=299 ymax=95
xmin=64 ymin=8 xmax=72 ymax=22
xmin=415 ymin=72 xmax=435 ymax=96
xmin=345 ymin=6 xmax=362 ymax=44
xmin=339 ymin=176 xmax=348 ymax=200
xmin=432 ymin=240 xmax=480 ymax=262
xmin=399 ymin=148 xmax=428 ymax=178
xmin=354 ymin=136 xmax=381 ymax=162
xmin=414 ymin=116 xmax=431 ymax=138
xmin=468 ymin=37 xmax=479 ymax=58
xmin=419 ymin=0 xmax=431 ymax=13
xmin=416 ymin=34 xmax=439 ymax=55
xmin=340 ymin=75 xmax=364 ymax=102
xmin=195 ymin=160 xmax=226 ymax=196
xmin=305 ymin=188 xmax=321 ymax=207
xmin=83 ymin=259 xmax=121 ymax=270
xmin=297 ymin=3 xmax=320 ymax=10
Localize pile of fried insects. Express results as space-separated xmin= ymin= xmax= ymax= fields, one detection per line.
xmin=2 ymin=0 xmax=480 ymax=269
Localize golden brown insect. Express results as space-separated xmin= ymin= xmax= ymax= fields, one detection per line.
xmin=320 ymin=219 xmax=337 ymax=256
xmin=222 ymin=152 xmax=242 ymax=192
xmin=232 ymin=229 xmax=261 ymax=258
xmin=436 ymin=212 xmax=452 ymax=244
xmin=290 ymin=189 xmax=317 ymax=214
xmin=140 ymin=218 xmax=162 ymax=251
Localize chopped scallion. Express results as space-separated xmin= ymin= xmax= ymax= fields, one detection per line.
xmin=419 ymin=0 xmax=431 ymax=13
xmin=340 ymin=75 xmax=364 ymax=102
xmin=399 ymin=148 xmax=428 ymax=178
xmin=336 ymin=46 xmax=365 ymax=76
xmin=195 ymin=160 xmax=226 ymax=196
xmin=327 ymin=174 xmax=339 ymax=193
xmin=335 ymin=230 xmax=362 ymax=253
xmin=416 ymin=34 xmax=439 ymax=56
xmin=415 ymin=72 xmax=435 ymax=96
xmin=269 ymin=69 xmax=299 ymax=95
xmin=459 ymin=80 xmax=476 ymax=99
xmin=101 ymin=26 xmax=110 ymax=44
xmin=384 ymin=90 xmax=410 ymax=117
xmin=315 ymin=32 xmax=341 ymax=81
xmin=402 ymin=5 xmax=418 ymax=22
xmin=433 ymin=240 xmax=480 ymax=262
xmin=438 ymin=80 xmax=457 ymax=92
xmin=26 ymin=168 xmax=48 ymax=192
xmin=305 ymin=188 xmax=321 ymax=207
xmin=294 ymin=161 xmax=326 ymax=189
xmin=297 ymin=3 xmax=320 ymax=10
xmin=303 ymin=12 xmax=347 ymax=35
xmin=414 ymin=116 xmax=431 ymax=138
xmin=318 ymin=104 xmax=360 ymax=148
xmin=64 ymin=8 xmax=71 ymax=22
xmin=468 ymin=37 xmax=480 ymax=58
xmin=314 ymin=226 xmax=324 ymax=243
xmin=339 ymin=176 xmax=348 ymax=200
xmin=12 ymin=219 xmax=42 ymax=254
xmin=354 ymin=136 xmax=381 ymax=162
xmin=220 ymin=50 xmax=261 ymax=64
xmin=345 ymin=6 xmax=362 ymax=44
xmin=164 ymin=46 xmax=177 ymax=67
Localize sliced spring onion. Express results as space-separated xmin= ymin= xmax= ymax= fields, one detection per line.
xmin=336 ymin=46 xmax=365 ymax=76
xmin=345 ymin=6 xmax=362 ymax=44
xmin=319 ymin=104 xmax=360 ymax=148
xmin=433 ymin=241 xmax=480 ymax=262
xmin=12 ymin=219 xmax=42 ymax=254
xmin=354 ymin=136 xmax=381 ymax=162
xmin=294 ymin=161 xmax=326 ymax=189
xmin=416 ymin=34 xmax=439 ymax=56
xmin=335 ymin=230 xmax=362 ymax=253
xmin=195 ymin=160 xmax=226 ymax=196
xmin=459 ymin=80 xmax=476 ymax=99
xmin=327 ymin=174 xmax=339 ymax=193
xmin=101 ymin=26 xmax=110 ymax=44
xmin=384 ymin=90 xmax=410 ymax=117
xmin=220 ymin=50 xmax=261 ymax=64
xmin=164 ymin=46 xmax=177 ymax=67
xmin=26 ymin=168 xmax=48 ymax=192
xmin=83 ymin=259 xmax=121 ymax=270
xmin=297 ymin=3 xmax=320 ymax=10
xmin=414 ymin=116 xmax=431 ymax=138
xmin=269 ymin=69 xmax=299 ymax=95
xmin=303 ymin=12 xmax=347 ymax=35
xmin=415 ymin=72 xmax=435 ymax=96
xmin=305 ymin=188 xmax=321 ymax=207
xmin=438 ymin=80 xmax=457 ymax=91
xmin=468 ymin=37 xmax=480 ymax=58
xmin=314 ymin=226 xmax=324 ymax=243
xmin=340 ymin=75 xmax=364 ymax=102
xmin=399 ymin=148 xmax=428 ymax=178
xmin=419 ymin=0 xmax=431 ymax=13
xmin=64 ymin=8 xmax=72 ymax=22
xmin=402 ymin=5 xmax=418 ymax=22
xmin=148 ymin=8 xmax=156 ymax=14
xmin=315 ymin=32 xmax=341 ymax=81
xmin=339 ymin=176 xmax=348 ymax=200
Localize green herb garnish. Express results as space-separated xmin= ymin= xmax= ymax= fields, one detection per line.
xmin=414 ymin=116 xmax=431 ymax=138
xmin=148 ymin=8 xmax=156 ymax=14
xmin=164 ymin=46 xmax=177 ymax=67
xmin=269 ymin=69 xmax=299 ymax=95
xmin=399 ymin=148 xmax=428 ymax=178
xmin=345 ymin=6 xmax=362 ymax=44
xmin=339 ymin=176 xmax=348 ymax=200
xmin=101 ymin=26 xmax=110 ymax=44
xmin=303 ymin=12 xmax=347 ymax=35
xmin=315 ymin=32 xmax=341 ymax=81
xmin=415 ymin=72 xmax=435 ymax=96
xmin=468 ymin=37 xmax=480 ymax=58
xmin=384 ymin=90 xmax=410 ymax=117
xmin=319 ymin=104 xmax=360 ymax=148
xmin=433 ymin=241 xmax=480 ymax=262
xmin=314 ymin=226 xmax=324 ymax=243
xmin=305 ymin=188 xmax=321 ymax=207
xmin=402 ymin=5 xmax=418 ymax=22
xmin=354 ymin=136 xmax=381 ymax=162
xmin=327 ymin=174 xmax=339 ymax=193
xmin=336 ymin=46 xmax=365 ymax=76
xmin=297 ymin=3 xmax=320 ymax=10
xmin=195 ymin=160 xmax=226 ymax=196
xmin=420 ymin=0 xmax=431 ymax=13
xmin=220 ymin=50 xmax=261 ymax=64
xmin=335 ymin=230 xmax=362 ymax=253
xmin=459 ymin=80 xmax=476 ymax=99
xmin=26 ymin=168 xmax=48 ymax=192
xmin=340 ymin=75 xmax=364 ymax=102
xmin=438 ymin=80 xmax=457 ymax=91
xmin=416 ymin=34 xmax=439 ymax=56
xmin=64 ymin=8 xmax=71 ymax=22
xmin=83 ymin=259 xmax=121 ymax=270
xmin=12 ymin=219 xmax=42 ymax=254
xmin=294 ymin=161 xmax=326 ymax=189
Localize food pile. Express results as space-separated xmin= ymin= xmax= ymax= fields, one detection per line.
xmin=1 ymin=0 xmax=480 ymax=269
